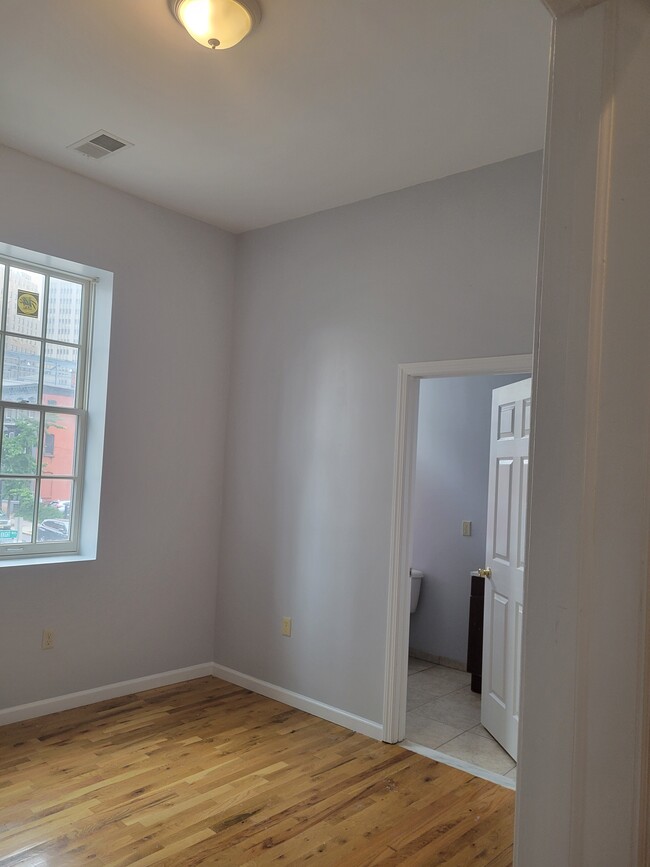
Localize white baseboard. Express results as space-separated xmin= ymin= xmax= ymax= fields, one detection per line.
xmin=211 ymin=662 xmax=383 ymax=741
xmin=0 ymin=663 xmax=215 ymax=726
xmin=1 ymin=662 xmax=384 ymax=742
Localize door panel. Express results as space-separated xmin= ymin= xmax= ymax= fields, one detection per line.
xmin=481 ymin=378 xmax=531 ymax=760
xmin=498 ymin=402 xmax=516 ymax=439
xmin=522 ymin=398 xmax=532 ymax=436
xmin=518 ymin=458 xmax=529 ymax=568
xmin=489 ymin=592 xmax=509 ymax=706
xmin=493 ymin=459 xmax=513 ymax=562
xmin=514 ymin=602 xmax=524 ymax=720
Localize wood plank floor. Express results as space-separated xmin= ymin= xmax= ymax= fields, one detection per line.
xmin=0 ymin=677 xmax=514 ymax=865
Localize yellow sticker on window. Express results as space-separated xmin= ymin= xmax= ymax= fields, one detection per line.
xmin=17 ymin=291 xmax=39 ymax=318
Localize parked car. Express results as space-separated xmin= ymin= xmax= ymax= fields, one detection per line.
xmin=48 ymin=500 xmax=71 ymax=516
xmin=37 ymin=519 xmax=70 ymax=542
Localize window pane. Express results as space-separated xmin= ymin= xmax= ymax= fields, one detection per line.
xmin=43 ymin=344 xmax=78 ymax=407
xmin=2 ymin=337 xmax=41 ymax=404
xmin=1 ymin=409 xmax=40 ymax=475
xmin=7 ymin=268 xmax=45 ymax=338
xmin=41 ymin=412 xmax=77 ymax=476
xmin=0 ymin=478 xmax=36 ymax=543
xmin=36 ymin=515 xmax=71 ymax=544
xmin=47 ymin=278 xmax=83 ymax=344
xmin=0 ymin=263 xmax=5 ymax=317
xmin=38 ymin=480 xmax=72 ymax=543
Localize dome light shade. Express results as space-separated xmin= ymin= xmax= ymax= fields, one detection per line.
xmin=170 ymin=0 xmax=261 ymax=50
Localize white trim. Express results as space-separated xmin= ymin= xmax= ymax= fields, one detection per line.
xmin=517 ymin=2 xmax=650 ymax=862
xmin=383 ymin=355 xmax=533 ymax=744
xmin=383 ymin=365 xmax=419 ymax=744
xmin=0 ymin=663 xmax=214 ymax=726
xmin=566 ymin=1 xmax=615 ymax=853
xmin=398 ymin=355 xmax=534 ymax=380
xmin=212 ymin=663 xmax=383 ymax=741
xmin=1 ymin=659 xmax=386 ymax=742
xmin=643 ymin=558 xmax=650 ymax=867
xmin=642 ymin=560 xmax=650 ymax=867
xmin=400 ymin=739 xmax=516 ymax=791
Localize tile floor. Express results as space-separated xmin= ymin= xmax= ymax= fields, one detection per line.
xmin=407 ymin=657 xmax=517 ymax=781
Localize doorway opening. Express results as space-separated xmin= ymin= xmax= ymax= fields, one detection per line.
xmin=383 ymin=355 xmax=533 ymax=788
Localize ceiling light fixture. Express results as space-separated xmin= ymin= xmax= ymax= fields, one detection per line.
xmin=169 ymin=0 xmax=261 ymax=50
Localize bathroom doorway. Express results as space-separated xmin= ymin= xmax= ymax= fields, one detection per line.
xmin=383 ymin=355 xmax=533 ymax=788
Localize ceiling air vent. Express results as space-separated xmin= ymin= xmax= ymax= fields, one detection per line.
xmin=68 ymin=131 xmax=133 ymax=160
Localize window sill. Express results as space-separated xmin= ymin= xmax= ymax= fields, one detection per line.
xmin=0 ymin=551 xmax=96 ymax=568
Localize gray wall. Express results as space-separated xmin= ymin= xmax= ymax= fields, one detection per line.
xmin=216 ymin=151 xmax=542 ymax=724
xmin=0 ymin=146 xmax=542 ymax=721
xmin=0 ymin=145 xmax=235 ymax=709
xmin=409 ymin=374 xmax=528 ymax=665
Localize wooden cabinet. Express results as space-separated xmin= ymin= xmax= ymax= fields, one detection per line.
xmin=467 ymin=572 xmax=485 ymax=693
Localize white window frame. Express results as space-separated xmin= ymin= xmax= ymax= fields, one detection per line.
xmin=0 ymin=255 xmax=92 ymax=557
xmin=0 ymin=242 xmax=112 ymax=567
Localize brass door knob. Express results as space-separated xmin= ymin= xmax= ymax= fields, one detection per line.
xmin=478 ymin=567 xmax=492 ymax=579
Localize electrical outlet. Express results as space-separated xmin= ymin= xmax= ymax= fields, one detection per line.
xmin=41 ymin=629 xmax=55 ymax=650
xmin=462 ymin=521 xmax=472 ymax=537
xmin=281 ymin=617 xmax=292 ymax=637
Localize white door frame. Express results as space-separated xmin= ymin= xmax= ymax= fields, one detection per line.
xmin=516 ymin=1 xmax=649 ymax=864
xmin=383 ymin=354 xmax=533 ymax=745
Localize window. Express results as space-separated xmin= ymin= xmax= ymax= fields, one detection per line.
xmin=43 ymin=432 xmax=55 ymax=457
xmin=0 ymin=256 xmax=92 ymax=556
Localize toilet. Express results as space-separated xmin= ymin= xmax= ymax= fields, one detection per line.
xmin=410 ymin=569 xmax=423 ymax=613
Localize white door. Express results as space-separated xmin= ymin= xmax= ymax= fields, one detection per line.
xmin=481 ymin=378 xmax=531 ymax=760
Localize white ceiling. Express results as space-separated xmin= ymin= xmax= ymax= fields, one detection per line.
xmin=0 ymin=0 xmax=551 ymax=233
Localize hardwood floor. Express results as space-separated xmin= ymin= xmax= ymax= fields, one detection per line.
xmin=0 ymin=677 xmax=514 ymax=865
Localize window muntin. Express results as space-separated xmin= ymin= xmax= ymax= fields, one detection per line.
xmin=0 ymin=258 xmax=90 ymax=556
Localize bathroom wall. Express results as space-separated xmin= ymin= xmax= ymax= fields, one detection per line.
xmin=409 ymin=373 xmax=529 ymax=666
